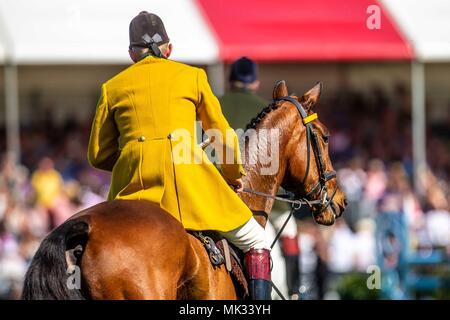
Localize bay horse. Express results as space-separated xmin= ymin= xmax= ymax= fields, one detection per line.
xmin=22 ymin=80 xmax=346 ymax=300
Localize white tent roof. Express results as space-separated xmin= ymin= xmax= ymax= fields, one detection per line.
xmin=382 ymin=0 xmax=450 ymax=62
xmin=2 ymin=0 xmax=450 ymax=64
xmin=0 ymin=0 xmax=218 ymax=64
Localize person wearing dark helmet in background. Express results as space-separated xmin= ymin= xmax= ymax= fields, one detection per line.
xmin=219 ymin=57 xmax=268 ymax=131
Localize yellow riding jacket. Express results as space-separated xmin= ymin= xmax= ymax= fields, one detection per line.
xmin=88 ymin=56 xmax=252 ymax=232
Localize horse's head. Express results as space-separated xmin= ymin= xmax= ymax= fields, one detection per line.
xmin=274 ymin=80 xmax=346 ymax=225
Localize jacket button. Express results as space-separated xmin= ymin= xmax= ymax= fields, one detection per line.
xmin=138 ymin=136 xmax=146 ymax=142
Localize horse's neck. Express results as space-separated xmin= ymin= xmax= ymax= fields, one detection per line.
xmin=240 ymin=106 xmax=295 ymax=218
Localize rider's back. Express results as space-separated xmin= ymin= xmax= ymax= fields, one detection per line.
xmin=88 ymin=55 xmax=253 ymax=232
xmin=106 ymin=56 xmax=200 ymax=145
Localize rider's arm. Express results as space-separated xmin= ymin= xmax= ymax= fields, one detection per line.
xmin=196 ymin=68 xmax=246 ymax=182
xmin=87 ymin=83 xmax=120 ymax=171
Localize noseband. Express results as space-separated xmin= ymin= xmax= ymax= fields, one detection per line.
xmin=275 ymin=96 xmax=338 ymax=215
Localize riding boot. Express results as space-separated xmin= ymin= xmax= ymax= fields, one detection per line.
xmin=244 ymin=248 xmax=272 ymax=300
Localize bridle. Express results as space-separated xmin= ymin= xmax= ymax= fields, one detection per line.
xmin=243 ymin=95 xmax=338 ymax=218
xmin=277 ymin=96 xmax=338 ymax=214
xmin=241 ymin=95 xmax=339 ymax=300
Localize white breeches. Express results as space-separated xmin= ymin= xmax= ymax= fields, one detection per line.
xmin=220 ymin=217 xmax=270 ymax=252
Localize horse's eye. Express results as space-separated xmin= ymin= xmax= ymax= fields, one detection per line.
xmin=323 ymin=135 xmax=329 ymax=144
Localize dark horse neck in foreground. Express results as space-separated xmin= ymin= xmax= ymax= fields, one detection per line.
xmin=22 ymin=80 xmax=346 ymax=300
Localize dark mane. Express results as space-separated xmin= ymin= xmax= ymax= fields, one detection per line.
xmin=245 ymin=101 xmax=281 ymax=131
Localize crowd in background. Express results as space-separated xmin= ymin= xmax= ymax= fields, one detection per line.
xmin=0 ymin=82 xmax=449 ymax=299
xmin=0 ymin=120 xmax=109 ymax=299
xmin=294 ymin=82 xmax=450 ymax=299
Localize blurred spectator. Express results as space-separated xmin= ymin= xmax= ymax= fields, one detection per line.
xmin=426 ymin=209 xmax=450 ymax=248
xmin=364 ymin=159 xmax=387 ymax=203
xmin=420 ymin=169 xmax=450 ymax=248
xmin=271 ymin=200 xmax=301 ymax=298
xmin=337 ymin=157 xmax=366 ymax=229
xmin=0 ymin=221 xmax=27 ymax=299
xmin=353 ymin=218 xmax=376 ymax=271
xmin=327 ymin=219 xmax=356 ymax=273
xmin=31 ymin=158 xmax=64 ymax=229
xmin=31 ymin=158 xmax=62 ymax=209
xmin=220 ymin=56 xmax=268 ymax=131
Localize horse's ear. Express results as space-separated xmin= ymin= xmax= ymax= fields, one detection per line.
xmin=273 ymin=80 xmax=289 ymax=100
xmin=299 ymin=82 xmax=322 ymax=111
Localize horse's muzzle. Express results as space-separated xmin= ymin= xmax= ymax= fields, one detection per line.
xmin=312 ymin=198 xmax=345 ymax=226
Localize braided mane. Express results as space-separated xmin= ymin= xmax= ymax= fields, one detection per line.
xmin=245 ymin=101 xmax=281 ymax=131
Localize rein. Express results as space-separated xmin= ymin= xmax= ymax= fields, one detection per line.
xmin=242 ymin=188 xmax=324 ymax=210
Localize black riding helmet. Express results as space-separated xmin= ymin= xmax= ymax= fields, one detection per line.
xmin=129 ymin=11 xmax=170 ymax=58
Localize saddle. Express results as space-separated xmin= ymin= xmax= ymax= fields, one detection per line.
xmin=191 ymin=231 xmax=249 ymax=299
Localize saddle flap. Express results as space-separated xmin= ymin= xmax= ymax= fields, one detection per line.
xmin=215 ymin=239 xmax=248 ymax=299
xmin=191 ymin=231 xmax=249 ymax=299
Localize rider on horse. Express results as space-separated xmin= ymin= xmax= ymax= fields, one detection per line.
xmin=87 ymin=12 xmax=271 ymax=300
